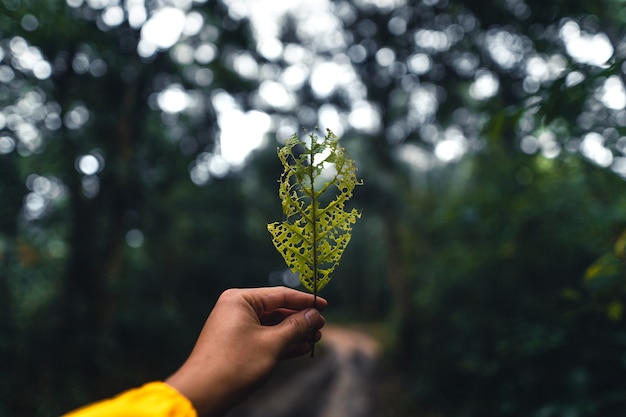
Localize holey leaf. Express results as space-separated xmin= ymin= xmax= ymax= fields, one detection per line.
xmin=267 ymin=129 xmax=362 ymax=295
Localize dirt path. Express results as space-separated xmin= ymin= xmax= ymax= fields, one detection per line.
xmin=228 ymin=324 xmax=381 ymax=417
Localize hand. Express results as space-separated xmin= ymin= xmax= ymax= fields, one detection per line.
xmin=165 ymin=287 xmax=327 ymax=417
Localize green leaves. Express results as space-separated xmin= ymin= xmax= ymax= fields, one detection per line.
xmin=267 ymin=129 xmax=361 ymax=295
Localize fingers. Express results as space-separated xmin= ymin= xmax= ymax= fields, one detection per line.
xmin=260 ymin=305 xmax=326 ymax=360
xmin=240 ymin=286 xmax=328 ymax=316
xmin=272 ymin=307 xmax=325 ymax=348
xmin=259 ymin=308 xmax=297 ymax=325
xmin=219 ymin=287 xmax=327 ymax=359
xmin=280 ymin=331 xmax=322 ymax=359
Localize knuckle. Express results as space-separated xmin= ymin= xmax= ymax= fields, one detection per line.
xmin=219 ymin=288 xmax=243 ymax=302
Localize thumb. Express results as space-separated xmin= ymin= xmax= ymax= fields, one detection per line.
xmin=275 ymin=308 xmax=324 ymax=345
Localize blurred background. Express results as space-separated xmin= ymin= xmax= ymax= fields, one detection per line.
xmin=2 ymin=0 xmax=626 ymax=416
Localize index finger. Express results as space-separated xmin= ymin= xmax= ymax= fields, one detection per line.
xmin=241 ymin=286 xmax=328 ymax=315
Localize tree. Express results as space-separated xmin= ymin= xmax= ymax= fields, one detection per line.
xmin=0 ymin=1 xmax=265 ymax=414
xmin=235 ymin=0 xmax=626 ymax=414
xmin=4 ymin=0 xmax=626 ymax=416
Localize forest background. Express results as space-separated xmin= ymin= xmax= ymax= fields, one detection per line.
xmin=3 ymin=0 xmax=626 ymax=416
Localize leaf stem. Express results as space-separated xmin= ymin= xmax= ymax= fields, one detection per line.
xmin=309 ymin=135 xmax=318 ymax=358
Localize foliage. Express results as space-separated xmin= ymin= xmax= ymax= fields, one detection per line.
xmin=387 ymin=149 xmax=626 ymax=417
xmin=267 ymin=129 xmax=361 ymax=295
xmin=2 ymin=0 xmax=626 ymax=416
xmin=0 ymin=1 xmax=263 ymax=415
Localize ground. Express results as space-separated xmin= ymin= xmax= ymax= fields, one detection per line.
xmin=227 ymin=324 xmax=381 ymax=417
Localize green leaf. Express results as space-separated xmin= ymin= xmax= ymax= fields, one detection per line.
xmin=267 ymin=129 xmax=362 ymax=294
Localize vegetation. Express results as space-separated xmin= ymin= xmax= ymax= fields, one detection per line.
xmin=2 ymin=0 xmax=626 ymax=416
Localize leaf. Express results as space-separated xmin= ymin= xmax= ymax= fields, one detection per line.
xmin=267 ymin=129 xmax=362 ymax=295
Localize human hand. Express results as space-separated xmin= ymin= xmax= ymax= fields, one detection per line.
xmin=165 ymin=287 xmax=327 ymax=417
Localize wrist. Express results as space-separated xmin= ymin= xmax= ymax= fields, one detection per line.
xmin=165 ymin=364 xmax=232 ymax=417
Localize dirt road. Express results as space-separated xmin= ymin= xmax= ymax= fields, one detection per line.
xmin=228 ymin=324 xmax=381 ymax=417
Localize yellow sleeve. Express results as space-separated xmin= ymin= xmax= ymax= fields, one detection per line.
xmin=62 ymin=382 xmax=197 ymax=417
